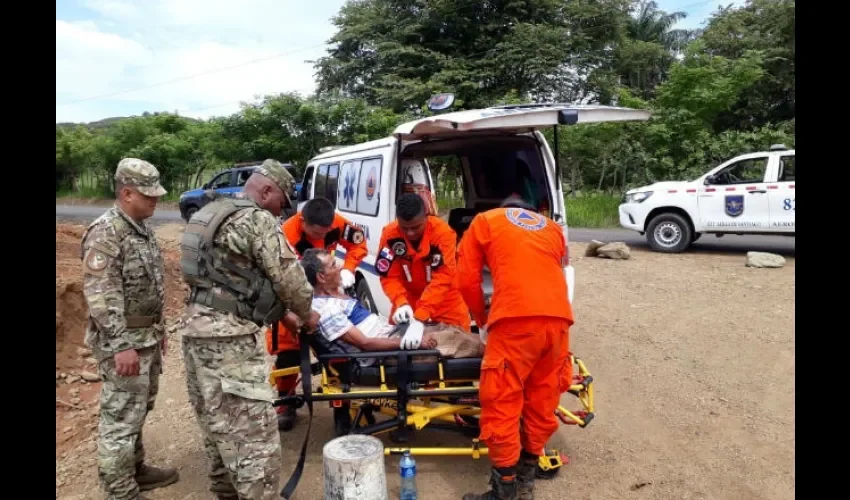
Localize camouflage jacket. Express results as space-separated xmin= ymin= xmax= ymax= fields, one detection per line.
xmin=80 ymin=204 xmax=165 ymax=357
xmin=179 ymin=197 xmax=313 ymax=338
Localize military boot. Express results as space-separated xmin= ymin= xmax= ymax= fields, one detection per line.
xmin=462 ymin=467 xmax=518 ymax=500
xmin=516 ymin=451 xmax=539 ymax=500
xmin=278 ymin=406 xmax=297 ymax=432
xmin=135 ymin=463 xmax=179 ymax=491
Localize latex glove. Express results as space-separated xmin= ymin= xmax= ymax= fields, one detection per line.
xmin=392 ymin=305 xmax=414 ymax=324
xmin=400 ymin=320 xmax=424 ymax=350
xmin=340 ymin=269 xmax=356 ymax=289
xmin=478 ymin=325 xmax=488 ymax=345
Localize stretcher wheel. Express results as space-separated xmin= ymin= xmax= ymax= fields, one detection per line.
xmin=333 ymin=406 xmax=351 ymax=436
xmin=536 ymin=450 xmax=567 ymax=479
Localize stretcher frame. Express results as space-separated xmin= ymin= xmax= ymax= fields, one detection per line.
xmin=269 ymin=332 xmax=595 ymax=481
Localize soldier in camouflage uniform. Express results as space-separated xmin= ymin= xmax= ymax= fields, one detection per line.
xmin=173 ymin=159 xmax=319 ymax=500
xmin=81 ymin=158 xmax=180 ymax=500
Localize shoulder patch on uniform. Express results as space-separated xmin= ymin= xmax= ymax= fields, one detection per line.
xmin=376 ymin=246 xmax=394 ymax=276
xmin=342 ymin=224 xmax=365 ymax=245
xmin=505 ymin=208 xmax=547 ymax=231
xmin=82 ymin=247 xmax=111 ymax=275
xmin=388 ymin=238 xmax=407 ymax=257
xmin=428 ymin=245 xmax=444 ymax=268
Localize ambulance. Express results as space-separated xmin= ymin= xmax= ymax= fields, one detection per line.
xmin=295 ymin=94 xmax=651 ymax=319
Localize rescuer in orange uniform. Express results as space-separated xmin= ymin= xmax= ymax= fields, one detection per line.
xmin=375 ymin=193 xmax=471 ymax=332
xmin=455 ymin=196 xmax=574 ymax=500
xmin=266 ymin=196 xmax=368 ymax=431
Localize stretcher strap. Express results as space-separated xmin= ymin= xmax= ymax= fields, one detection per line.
xmin=280 ymin=331 xmax=314 ymax=499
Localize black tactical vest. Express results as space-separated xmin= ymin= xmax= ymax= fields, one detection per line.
xmin=180 ymin=196 xmax=286 ymax=326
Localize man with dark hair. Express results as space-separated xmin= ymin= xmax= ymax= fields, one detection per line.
xmin=376 ymin=193 xmax=471 ymax=344
xmin=300 ymin=248 xmax=482 ymax=365
xmin=454 ymin=196 xmax=574 ymax=500
xmin=268 ymin=196 xmax=368 ymax=431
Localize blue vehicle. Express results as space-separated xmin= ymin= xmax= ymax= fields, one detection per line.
xmin=179 ymin=162 xmax=302 ymax=221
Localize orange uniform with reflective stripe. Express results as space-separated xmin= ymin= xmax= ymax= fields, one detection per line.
xmin=282 ymin=212 xmax=368 ymax=273
xmin=376 ymin=216 xmax=471 ymax=332
xmin=455 ymin=207 xmax=574 ymax=468
xmin=265 ymin=212 xmax=367 ymax=355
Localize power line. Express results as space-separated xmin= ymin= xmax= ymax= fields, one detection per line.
xmin=56 ymin=43 xmax=325 ymax=107
xmin=57 ymin=0 xmax=720 ymax=109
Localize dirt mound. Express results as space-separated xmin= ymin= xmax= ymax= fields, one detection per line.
xmin=55 ymin=222 xmax=188 ymax=457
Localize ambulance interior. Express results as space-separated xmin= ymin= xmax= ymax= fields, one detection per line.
xmin=397 ymin=135 xmax=554 ymax=243
xmin=397 ymin=135 xmax=555 ymax=318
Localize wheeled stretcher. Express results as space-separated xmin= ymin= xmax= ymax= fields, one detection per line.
xmin=271 ymin=329 xmax=595 ymax=499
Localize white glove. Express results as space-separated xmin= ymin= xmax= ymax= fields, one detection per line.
xmin=400 ymin=320 xmax=424 ymax=350
xmin=340 ymin=269 xmax=355 ymax=289
xmin=392 ymin=305 xmax=414 ymax=324
xmin=478 ymin=325 xmax=488 ymax=345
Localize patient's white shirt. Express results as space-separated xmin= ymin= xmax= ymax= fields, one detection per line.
xmin=312 ymin=295 xmax=397 ymax=343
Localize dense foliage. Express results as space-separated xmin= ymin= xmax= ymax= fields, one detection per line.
xmin=56 ymin=0 xmax=794 ymax=198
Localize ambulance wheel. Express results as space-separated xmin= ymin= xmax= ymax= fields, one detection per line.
xmin=356 ymin=279 xmax=378 ymax=314
xmin=646 ymin=212 xmax=692 ymax=253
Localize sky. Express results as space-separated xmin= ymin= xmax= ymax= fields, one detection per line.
xmin=55 ymin=0 xmax=744 ymax=124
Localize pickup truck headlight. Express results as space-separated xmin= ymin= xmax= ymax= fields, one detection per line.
xmin=625 ymin=191 xmax=653 ymax=203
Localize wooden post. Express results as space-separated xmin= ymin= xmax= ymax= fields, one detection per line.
xmin=322 ymin=434 xmax=387 ymax=500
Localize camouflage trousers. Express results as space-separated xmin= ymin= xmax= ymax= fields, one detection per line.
xmin=96 ymin=343 xmax=162 ymax=500
xmin=182 ymin=333 xmax=281 ymax=500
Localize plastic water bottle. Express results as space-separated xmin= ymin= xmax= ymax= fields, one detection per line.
xmin=399 ymin=451 xmax=418 ymax=500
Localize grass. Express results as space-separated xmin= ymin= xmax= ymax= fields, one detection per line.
xmin=564 ymin=192 xmax=622 ymax=228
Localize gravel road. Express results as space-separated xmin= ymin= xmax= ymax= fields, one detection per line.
xmin=56 ymin=222 xmax=795 ymax=500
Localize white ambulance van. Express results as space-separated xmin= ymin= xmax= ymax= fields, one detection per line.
xmin=294 ymin=96 xmax=651 ymax=321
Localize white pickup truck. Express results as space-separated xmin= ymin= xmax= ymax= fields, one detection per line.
xmin=618 ymin=144 xmax=795 ymax=252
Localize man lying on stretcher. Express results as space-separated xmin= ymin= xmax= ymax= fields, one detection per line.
xmin=298 ymin=248 xmax=483 ymax=367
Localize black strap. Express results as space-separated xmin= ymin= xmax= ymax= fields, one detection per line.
xmin=271 ymin=321 xmax=279 ymax=354
xmin=280 ymin=330 xmax=314 ymax=499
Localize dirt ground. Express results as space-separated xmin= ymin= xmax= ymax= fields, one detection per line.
xmin=55 ymin=222 xmax=795 ymax=500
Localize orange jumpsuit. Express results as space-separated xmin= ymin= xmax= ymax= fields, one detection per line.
xmin=265 ymin=212 xmax=368 ymax=406
xmin=454 ymin=207 xmax=575 ymax=468
xmin=376 ymin=216 xmax=471 ymax=332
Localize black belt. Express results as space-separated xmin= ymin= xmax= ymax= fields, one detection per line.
xmin=280 ymin=328 xmax=314 ymax=499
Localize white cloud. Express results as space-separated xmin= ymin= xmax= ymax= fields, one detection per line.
xmin=56 ymin=0 xmax=344 ymax=123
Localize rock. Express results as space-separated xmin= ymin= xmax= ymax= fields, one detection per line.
xmin=69 ymin=388 xmax=80 ymax=398
xmin=56 ymin=372 xmax=61 ymax=380
xmin=596 ymin=242 xmax=631 ymax=260
xmin=84 ymin=357 xmax=97 ymax=366
xmin=76 ymin=347 xmax=92 ymax=357
xmin=585 ymin=240 xmax=606 ymax=257
xmin=746 ymin=251 xmax=785 ymax=268
xmin=81 ymin=371 xmax=101 ymax=382
xmin=63 ymin=426 xmax=73 ymax=434
xmin=60 ymin=372 xmax=67 ymax=379
xmin=66 ymin=375 xmax=81 ymax=384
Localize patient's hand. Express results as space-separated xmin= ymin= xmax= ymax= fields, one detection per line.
xmin=421 ymin=333 xmax=438 ymax=349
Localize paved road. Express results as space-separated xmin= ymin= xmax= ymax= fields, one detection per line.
xmin=56 ymin=204 xmax=795 ymax=256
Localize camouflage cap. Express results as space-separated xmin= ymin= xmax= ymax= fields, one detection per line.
xmin=255 ymin=159 xmax=295 ymax=193
xmin=114 ymin=158 xmax=167 ymax=197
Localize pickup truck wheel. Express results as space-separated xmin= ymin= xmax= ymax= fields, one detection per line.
xmin=646 ymin=213 xmax=692 ymax=253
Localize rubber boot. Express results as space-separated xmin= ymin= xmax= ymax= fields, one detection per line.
xmin=277 ymin=406 xmax=297 ymax=432
xmin=516 ymin=450 xmax=539 ymax=500
xmin=462 ymin=467 xmax=518 ymax=500
xmin=135 ymin=463 xmax=179 ymax=491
